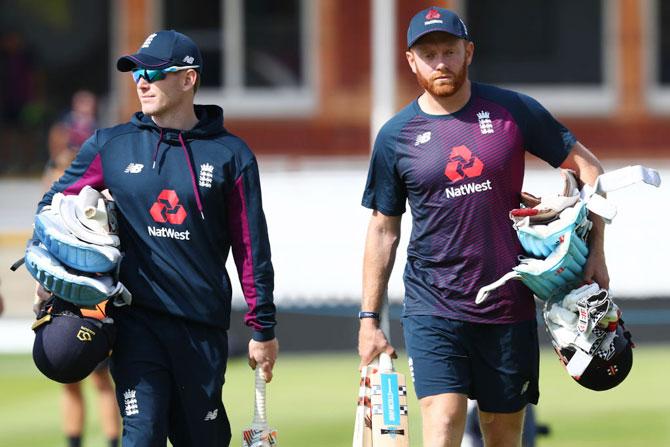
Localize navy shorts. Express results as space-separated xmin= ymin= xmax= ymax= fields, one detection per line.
xmin=109 ymin=305 xmax=231 ymax=447
xmin=402 ymin=315 xmax=539 ymax=413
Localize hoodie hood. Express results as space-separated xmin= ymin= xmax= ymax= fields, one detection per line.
xmin=130 ymin=104 xmax=226 ymax=220
xmin=130 ymin=104 xmax=226 ymax=142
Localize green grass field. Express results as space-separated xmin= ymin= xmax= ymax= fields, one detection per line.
xmin=0 ymin=345 xmax=668 ymax=446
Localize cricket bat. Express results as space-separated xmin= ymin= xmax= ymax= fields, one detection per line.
xmin=242 ymin=368 xmax=277 ymax=447
xmin=352 ymin=364 xmax=374 ymax=447
xmin=370 ymin=353 xmax=409 ymax=446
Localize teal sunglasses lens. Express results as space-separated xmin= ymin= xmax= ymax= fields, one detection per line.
xmin=131 ymin=68 xmax=167 ymax=83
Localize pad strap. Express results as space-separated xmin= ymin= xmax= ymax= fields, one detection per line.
xmin=475 ymin=271 xmax=520 ymax=304
xmin=581 ymin=165 xmax=662 ymax=223
xmin=477 ymin=165 xmax=661 ymax=305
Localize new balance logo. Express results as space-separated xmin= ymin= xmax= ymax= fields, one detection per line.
xmin=141 ymin=33 xmax=157 ymax=49
xmin=477 ymin=110 xmax=494 ymax=134
xmin=415 ymin=131 xmax=431 ymax=146
xmin=204 ymin=409 xmax=218 ymax=421
xmin=199 ymin=163 xmax=214 ymax=188
xmin=123 ymin=389 xmax=139 ymax=416
xmin=124 ymin=163 xmax=144 ymax=174
xmin=149 ymin=190 xmax=187 ymax=225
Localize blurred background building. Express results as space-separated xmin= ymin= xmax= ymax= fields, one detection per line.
xmin=1 ymin=0 xmax=668 ymax=350
xmin=0 ymin=4 xmax=667 ymax=446
xmin=1 ymin=0 xmax=669 ymax=172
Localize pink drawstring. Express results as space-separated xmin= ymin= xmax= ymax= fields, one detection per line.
xmin=178 ymin=133 xmax=205 ymax=220
xmin=152 ymin=128 xmax=164 ymax=169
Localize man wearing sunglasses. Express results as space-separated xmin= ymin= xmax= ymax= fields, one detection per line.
xmin=35 ymin=30 xmax=278 ymax=446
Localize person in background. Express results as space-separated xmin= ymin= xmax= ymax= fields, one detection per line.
xmin=43 ymin=90 xmax=98 ymax=189
xmin=60 ymin=301 xmax=121 ymax=447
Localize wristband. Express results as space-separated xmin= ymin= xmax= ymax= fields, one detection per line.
xmin=358 ymin=311 xmax=380 ymax=320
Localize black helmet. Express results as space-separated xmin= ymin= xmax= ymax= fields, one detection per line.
xmin=32 ymin=297 xmax=116 ymax=383
xmin=544 ymin=284 xmax=635 ymax=391
xmin=551 ymin=321 xmax=633 ymax=391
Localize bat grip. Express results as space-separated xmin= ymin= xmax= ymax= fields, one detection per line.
xmin=378 ymin=352 xmax=393 ymax=372
xmin=253 ymin=367 xmax=268 ymax=426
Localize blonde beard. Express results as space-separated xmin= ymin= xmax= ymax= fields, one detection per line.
xmin=416 ymin=60 xmax=468 ymax=97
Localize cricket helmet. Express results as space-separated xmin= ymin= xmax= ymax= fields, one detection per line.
xmin=551 ymin=322 xmax=634 ymax=391
xmin=544 ymin=284 xmax=634 ymax=391
xmin=32 ymin=297 xmax=116 ymax=383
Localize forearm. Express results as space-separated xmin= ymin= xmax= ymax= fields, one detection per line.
xmin=358 ymin=212 xmax=402 ymax=365
xmin=571 ymin=144 xmax=605 ymax=253
xmin=561 ymin=141 xmax=604 ymax=184
xmin=361 ymin=221 xmax=400 ymax=313
xmin=560 ymin=142 xmax=605 ymax=245
xmin=588 ymin=213 xmax=605 ymax=253
xmin=561 ymin=141 xmax=610 ymax=286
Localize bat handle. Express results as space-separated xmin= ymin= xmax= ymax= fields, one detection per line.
xmin=253 ymin=367 xmax=268 ymax=426
xmin=378 ymin=352 xmax=393 ymax=372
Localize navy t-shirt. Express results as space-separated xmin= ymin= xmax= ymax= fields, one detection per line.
xmin=362 ymin=82 xmax=576 ymax=324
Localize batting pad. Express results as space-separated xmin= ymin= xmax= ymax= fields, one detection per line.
xmin=581 ymin=165 xmax=662 ymax=223
xmin=515 ymin=231 xmax=589 ymax=301
xmin=54 ymin=187 xmax=120 ymax=247
xmin=25 ymin=241 xmax=127 ymax=307
xmin=34 ymin=209 xmax=121 ymax=273
xmin=476 ymin=229 xmax=588 ymax=303
xmin=515 ymin=201 xmax=590 ymax=258
xmin=477 ymin=165 xmax=662 ymax=305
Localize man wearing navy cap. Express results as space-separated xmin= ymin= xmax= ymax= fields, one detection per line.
xmin=358 ymin=7 xmax=609 ymax=446
xmin=35 ymin=30 xmax=278 ymax=446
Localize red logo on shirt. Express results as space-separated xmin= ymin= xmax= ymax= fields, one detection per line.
xmin=426 ymin=9 xmax=441 ymax=20
xmin=444 ymin=145 xmax=484 ymax=182
xmin=149 ymin=190 xmax=187 ymax=224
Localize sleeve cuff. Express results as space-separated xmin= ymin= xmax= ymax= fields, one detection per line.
xmin=360 ymin=199 xmax=405 ymax=216
xmin=252 ymin=328 xmax=276 ymax=342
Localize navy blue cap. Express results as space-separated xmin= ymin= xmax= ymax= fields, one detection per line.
xmin=32 ymin=298 xmax=116 ymax=384
xmin=117 ymin=30 xmax=202 ymax=72
xmin=407 ymin=7 xmax=470 ymax=48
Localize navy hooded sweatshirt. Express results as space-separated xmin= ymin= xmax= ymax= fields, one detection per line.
xmin=38 ymin=105 xmax=276 ymax=341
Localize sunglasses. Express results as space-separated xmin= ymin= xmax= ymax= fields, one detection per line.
xmin=131 ymin=65 xmax=200 ymax=83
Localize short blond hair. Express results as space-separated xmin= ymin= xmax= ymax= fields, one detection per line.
xmin=193 ymin=71 xmax=201 ymax=95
